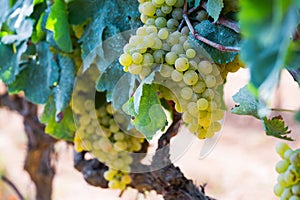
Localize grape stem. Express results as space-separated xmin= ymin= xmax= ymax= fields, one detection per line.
xmin=183 ymin=0 xmax=240 ymax=52
xmin=0 ymin=175 xmax=25 ymax=200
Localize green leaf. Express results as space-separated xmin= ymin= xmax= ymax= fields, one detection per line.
xmin=123 ymin=84 xmax=167 ymax=140
xmin=54 ymin=54 xmax=75 ymax=118
xmin=68 ymin=0 xmax=101 ymax=25
xmin=8 ymin=42 xmax=59 ymax=104
xmin=206 ymin=0 xmax=224 ymax=22
xmin=46 ymin=0 xmax=73 ymax=52
xmin=32 ymin=12 xmax=46 ymax=43
xmin=40 ymin=96 xmax=75 ymax=141
xmin=239 ymin=1 xmax=299 ymax=99
xmin=263 ymin=115 xmax=293 ymax=141
xmin=96 ymin=61 xmax=126 ymax=102
xmin=190 ymin=20 xmax=240 ymax=64
xmin=80 ymin=0 xmax=141 ymax=71
xmin=0 ymin=42 xmax=27 ymax=84
xmin=231 ymin=85 xmax=260 ymax=118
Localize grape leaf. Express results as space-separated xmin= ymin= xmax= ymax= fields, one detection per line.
xmin=0 ymin=42 xmax=27 ymax=84
xmin=79 ymin=0 xmax=141 ymax=71
xmin=45 ymin=0 xmax=73 ymax=53
xmin=206 ymin=0 xmax=224 ymax=22
xmin=133 ymin=67 xmax=160 ymax=113
xmin=68 ymin=0 xmax=101 ymax=25
xmin=40 ymin=96 xmax=75 ymax=141
xmin=96 ymin=61 xmax=126 ymax=102
xmin=8 ymin=42 xmax=59 ymax=104
xmin=239 ymin=0 xmax=299 ymax=100
xmin=122 ymin=84 xmax=167 ymax=140
xmin=190 ymin=20 xmax=240 ymax=64
xmin=263 ymin=115 xmax=293 ymax=141
xmin=31 ymin=12 xmax=46 ymax=43
xmin=231 ymin=85 xmax=260 ymax=118
xmin=54 ymin=54 xmax=75 ymax=119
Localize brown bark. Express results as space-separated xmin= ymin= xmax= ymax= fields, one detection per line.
xmin=0 ymin=93 xmax=57 ymax=200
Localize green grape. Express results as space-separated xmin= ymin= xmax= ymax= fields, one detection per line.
xmin=146 ymin=25 xmax=158 ymax=34
xmin=182 ymin=111 xmax=194 ymax=123
xmin=114 ymin=132 xmax=125 ymax=141
xmin=165 ymin=52 xmax=178 ymax=65
xmin=188 ymin=123 xmax=198 ymax=133
xmin=158 ymin=28 xmax=169 ymax=40
xmin=284 ymin=167 xmax=299 ymax=185
xmin=181 ymin=26 xmax=190 ymax=35
xmin=160 ymin=64 xmax=173 ymax=77
xmin=141 ymin=2 xmax=156 ymax=16
xmin=121 ymin=174 xmax=132 ymax=184
xmin=142 ymin=53 xmax=154 ymax=67
xmin=174 ymin=0 xmax=184 ymax=7
xmin=153 ymin=49 xmax=165 ymax=63
xmin=165 ymin=0 xmax=177 ymax=6
xmin=167 ymin=18 xmax=179 ymax=29
xmin=183 ymin=70 xmax=198 ymax=85
xmin=108 ymin=179 xmax=121 ymax=189
xmin=132 ymin=52 xmax=143 ymax=64
xmin=172 ymin=7 xmax=183 ymax=20
xmin=155 ymin=17 xmax=167 ymax=28
xmin=140 ymin=66 xmax=151 ymax=78
xmin=290 ymin=196 xmax=300 ymax=200
xmin=180 ymin=87 xmax=193 ymax=100
xmin=197 ymin=98 xmax=209 ymax=111
xmin=186 ymin=49 xmax=196 ymax=59
xmin=195 ymin=10 xmax=208 ymax=22
xmin=284 ymin=149 xmax=294 ymax=160
xmin=204 ymin=75 xmax=217 ymax=88
xmin=187 ymin=102 xmax=199 ymax=117
xmin=171 ymin=69 xmax=183 ymax=82
xmin=167 ymin=32 xmax=180 ymax=46
xmin=175 ymin=57 xmax=189 ymax=71
xmin=128 ymin=64 xmax=143 ymax=75
xmin=290 ymin=151 xmax=300 ymax=167
xmin=274 ymin=183 xmax=284 ymax=197
xmin=281 ymin=188 xmax=293 ymax=200
xmin=136 ymin=27 xmax=147 ymax=36
xmin=156 ymin=8 xmax=166 ymax=17
xmin=276 ymin=160 xmax=290 ymax=173
xmin=153 ymin=0 xmax=165 ymax=4
xmin=152 ymin=38 xmax=163 ymax=49
xmin=276 ymin=142 xmax=291 ymax=158
xmin=292 ymin=184 xmax=300 ymax=195
xmin=198 ymin=60 xmax=213 ymax=75
xmin=140 ymin=14 xmax=148 ymax=23
xmin=146 ymin=18 xmax=155 ymax=25
xmin=162 ymin=43 xmax=171 ymax=51
xmin=192 ymin=81 xmax=206 ymax=94
xmin=203 ymin=89 xmax=215 ymax=100
xmin=161 ymin=4 xmax=172 ymax=14
xmin=119 ymin=54 xmax=132 ymax=66
xmin=171 ymin=43 xmax=184 ymax=55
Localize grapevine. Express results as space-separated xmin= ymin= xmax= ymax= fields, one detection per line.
xmin=0 ymin=0 xmax=299 ymax=199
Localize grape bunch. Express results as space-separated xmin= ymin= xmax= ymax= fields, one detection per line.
xmin=73 ymin=67 xmax=145 ymax=190
xmin=274 ymin=142 xmax=300 ymax=199
xmin=119 ymin=0 xmax=226 ymax=139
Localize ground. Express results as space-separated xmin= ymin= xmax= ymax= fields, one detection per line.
xmin=0 ymin=68 xmax=299 ymax=200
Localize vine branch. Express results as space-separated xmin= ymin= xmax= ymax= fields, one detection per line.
xmin=0 ymin=175 xmax=25 ymax=200
xmin=183 ymin=0 xmax=240 ymax=52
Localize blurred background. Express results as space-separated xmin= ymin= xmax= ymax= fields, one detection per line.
xmin=0 ymin=68 xmax=299 ymax=200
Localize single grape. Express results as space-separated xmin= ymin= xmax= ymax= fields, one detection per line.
xmin=198 ymin=60 xmax=213 ymax=75
xmin=290 ymin=196 xmax=300 ymax=200
xmin=276 ymin=142 xmax=291 ymax=158
xmin=156 ymin=8 xmax=166 ymax=17
xmin=204 ymin=75 xmax=217 ymax=88
xmin=161 ymin=4 xmax=172 ymax=14
xmin=128 ymin=64 xmax=143 ymax=75
xmin=172 ymin=8 xmax=183 ymax=20
xmin=141 ymin=2 xmax=156 ymax=16
xmin=290 ymin=151 xmax=300 ymax=167
xmin=132 ymin=52 xmax=143 ymax=64
xmin=158 ymin=28 xmax=169 ymax=40
xmin=276 ymin=160 xmax=290 ymax=173
xmin=181 ymin=26 xmax=190 ymax=35
xmin=160 ymin=64 xmax=173 ymax=77
xmin=167 ymin=18 xmax=179 ymax=29
xmin=175 ymin=57 xmax=189 ymax=71
xmin=197 ymin=98 xmax=209 ymax=110
xmin=165 ymin=0 xmax=177 ymax=6
xmin=146 ymin=18 xmax=155 ymax=25
xmin=171 ymin=44 xmax=185 ymax=55
xmin=186 ymin=49 xmax=196 ymax=59
xmin=153 ymin=49 xmax=165 ymax=63
xmin=155 ymin=17 xmax=167 ymax=28
xmin=292 ymin=184 xmax=300 ymax=195
xmin=171 ymin=70 xmax=183 ymax=82
xmin=180 ymin=87 xmax=193 ymax=100
xmin=183 ymin=70 xmax=198 ymax=85
xmin=119 ymin=54 xmax=132 ymax=66
xmin=187 ymin=102 xmax=199 ymax=117
xmin=165 ymin=52 xmax=178 ymax=65
xmin=192 ymin=81 xmax=206 ymax=93
xmin=273 ymin=183 xmax=284 ymax=196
